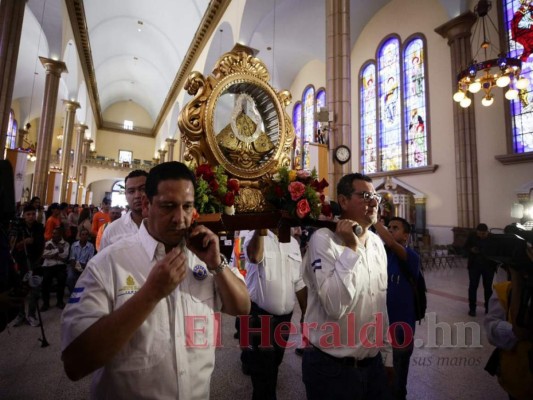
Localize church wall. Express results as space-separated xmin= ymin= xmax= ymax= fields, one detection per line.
xmin=94 ymin=129 xmax=156 ymax=163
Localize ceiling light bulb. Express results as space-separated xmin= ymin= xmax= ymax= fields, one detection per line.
xmin=496 ymin=75 xmax=510 ymax=87
xmin=460 ymin=97 xmax=472 ymax=108
xmin=516 ymin=77 xmax=529 ymax=90
xmin=453 ymin=90 xmax=465 ymax=102
xmin=481 ymin=95 xmax=494 ymax=106
xmin=505 ymin=88 xmax=519 ymax=100
xmin=468 ymin=81 xmax=482 ymax=93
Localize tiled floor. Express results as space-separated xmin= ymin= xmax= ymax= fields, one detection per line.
xmin=0 ymin=258 xmax=509 ymax=399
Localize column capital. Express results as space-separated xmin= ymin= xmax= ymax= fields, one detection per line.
xmin=83 ymin=138 xmax=94 ymax=144
xmin=62 ymin=99 xmax=81 ymax=112
xmin=165 ymin=138 xmax=178 ymax=145
xmin=39 ymin=56 xmax=68 ymax=77
xmin=434 ymin=11 xmax=477 ymax=43
xmin=74 ymin=123 xmax=89 ymax=132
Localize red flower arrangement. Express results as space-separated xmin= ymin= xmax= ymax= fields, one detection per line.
xmin=193 ymin=163 xmax=240 ymax=214
xmin=265 ymin=167 xmax=330 ymax=220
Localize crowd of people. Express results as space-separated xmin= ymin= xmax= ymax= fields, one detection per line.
xmin=1 ymin=162 xmax=531 ymax=400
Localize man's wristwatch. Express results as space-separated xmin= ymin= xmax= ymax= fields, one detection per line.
xmin=210 ymin=254 xmax=229 ymax=276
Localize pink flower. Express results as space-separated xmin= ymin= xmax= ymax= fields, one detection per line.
xmin=296 ymin=170 xmax=311 ymax=180
xmin=296 ymin=199 xmax=311 ymax=218
xmin=288 ymin=181 xmax=306 ymax=201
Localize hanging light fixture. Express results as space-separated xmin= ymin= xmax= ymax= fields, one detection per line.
xmin=453 ymin=0 xmax=529 ymax=108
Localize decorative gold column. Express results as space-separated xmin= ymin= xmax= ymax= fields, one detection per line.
xmin=72 ymin=123 xmax=87 ymax=185
xmin=435 ymin=13 xmax=479 ymax=228
xmin=59 ymin=100 xmax=80 ymax=202
xmin=32 ymin=57 xmax=68 ymax=201
xmin=0 ymin=0 xmax=26 ymax=155
xmin=158 ymin=149 xmax=167 ymax=163
xmin=17 ymin=127 xmax=28 ymax=148
xmin=326 ymin=0 xmax=351 ymax=196
xmin=165 ymin=138 xmax=177 ymax=161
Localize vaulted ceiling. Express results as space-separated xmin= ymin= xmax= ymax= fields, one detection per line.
xmin=13 ymin=0 xmax=464 ymax=137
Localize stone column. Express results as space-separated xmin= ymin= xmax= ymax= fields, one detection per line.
xmin=59 ymin=100 xmax=80 ymax=202
xmin=414 ymin=196 xmax=427 ymax=234
xmin=0 ymin=0 xmax=26 ymax=155
xmin=153 ymin=157 xmax=160 ymax=166
xmin=72 ymin=124 xmax=88 ymax=184
xmin=17 ymin=127 xmax=28 ymax=149
xmin=158 ymin=149 xmax=167 ymax=163
xmin=165 ymin=138 xmax=177 ymax=161
xmin=32 ymin=57 xmax=68 ymax=201
xmin=80 ymin=139 xmax=93 ymax=187
xmin=435 ymin=12 xmax=479 ymax=228
xmin=326 ymin=0 xmax=351 ymax=196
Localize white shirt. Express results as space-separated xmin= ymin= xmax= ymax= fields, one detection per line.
xmin=99 ymin=211 xmax=140 ymax=251
xmin=303 ymin=228 xmax=392 ymax=367
xmin=61 ymin=221 xmax=244 ymax=400
xmin=42 ymin=238 xmax=69 ymax=267
xmin=243 ymin=230 xmax=304 ymax=316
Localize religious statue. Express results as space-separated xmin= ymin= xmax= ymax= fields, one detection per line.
xmin=216 ymin=93 xmax=275 ymax=169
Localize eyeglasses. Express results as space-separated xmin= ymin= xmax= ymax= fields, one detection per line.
xmin=353 ymin=191 xmax=382 ymax=203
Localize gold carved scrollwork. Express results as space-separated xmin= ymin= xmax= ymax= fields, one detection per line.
xmin=178 ymin=72 xmax=211 ymax=142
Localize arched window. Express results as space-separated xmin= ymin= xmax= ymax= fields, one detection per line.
xmin=292 ymin=86 xmax=328 ymax=168
xmin=501 ymin=0 xmax=533 ymax=159
xmin=316 ymin=88 xmax=327 ymax=143
xmin=111 ymin=180 xmax=127 ymax=208
xmin=360 ymin=34 xmax=429 ymax=174
xmin=5 ymin=109 xmax=17 ymax=149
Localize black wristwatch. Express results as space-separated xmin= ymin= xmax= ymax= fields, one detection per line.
xmin=211 ymin=254 xmax=229 ymax=276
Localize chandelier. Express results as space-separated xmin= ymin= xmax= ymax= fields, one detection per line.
xmin=453 ymin=0 xmax=529 ymax=108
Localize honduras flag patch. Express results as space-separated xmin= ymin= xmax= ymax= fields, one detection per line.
xmin=68 ymin=287 xmax=84 ymax=303
xmin=312 ymin=259 xmax=322 ymax=272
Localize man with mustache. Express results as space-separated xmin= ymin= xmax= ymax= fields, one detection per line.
xmin=61 ymin=161 xmax=250 ymax=399
xmin=99 ymin=170 xmax=148 ymax=250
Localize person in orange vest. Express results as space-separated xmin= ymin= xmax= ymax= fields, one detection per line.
xmin=95 ymin=206 xmax=122 ymax=251
xmin=91 ymin=198 xmax=111 ymax=237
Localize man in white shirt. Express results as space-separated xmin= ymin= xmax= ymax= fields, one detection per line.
xmin=99 ymin=170 xmax=148 ymax=250
xmin=41 ymin=227 xmax=69 ymax=311
xmin=239 ymin=229 xmax=306 ymax=400
xmin=61 ymin=161 xmax=250 ymax=400
xmin=302 ymin=172 xmax=393 ymax=400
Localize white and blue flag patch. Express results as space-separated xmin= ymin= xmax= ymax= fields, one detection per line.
xmin=312 ymin=259 xmax=322 ymax=272
xmin=68 ymin=287 xmax=84 ymax=303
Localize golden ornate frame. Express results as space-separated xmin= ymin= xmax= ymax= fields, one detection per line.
xmin=178 ymin=47 xmax=294 ymax=181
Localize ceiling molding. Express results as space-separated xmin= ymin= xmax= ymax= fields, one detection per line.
xmin=66 ymin=0 xmax=102 ymax=127
xmin=151 ymin=0 xmax=232 ymax=136
xmin=67 ymin=0 xmax=230 ymax=138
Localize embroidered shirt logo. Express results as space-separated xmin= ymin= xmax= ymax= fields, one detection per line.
xmin=118 ymin=275 xmax=140 ymax=297
xmin=193 ymin=265 xmax=208 ymax=281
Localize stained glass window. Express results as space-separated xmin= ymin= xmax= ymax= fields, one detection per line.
xmin=5 ymin=109 xmax=17 ymax=149
xmin=316 ymin=89 xmax=326 ymax=143
xmin=404 ymin=38 xmax=428 ymax=167
xmin=360 ymin=35 xmax=429 ymax=174
xmin=292 ymin=102 xmax=303 ymax=169
xmin=361 ymin=63 xmax=378 ymax=173
xmin=302 ymin=86 xmax=315 ymax=170
xmin=502 ymin=0 xmax=533 ymax=154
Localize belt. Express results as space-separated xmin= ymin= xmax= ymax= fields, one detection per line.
xmin=311 ymin=344 xmax=377 ymax=368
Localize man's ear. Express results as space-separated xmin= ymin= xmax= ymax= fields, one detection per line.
xmin=337 ymin=194 xmax=349 ymax=213
xmin=141 ymin=194 xmax=150 ymax=218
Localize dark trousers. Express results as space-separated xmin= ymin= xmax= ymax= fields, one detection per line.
xmin=41 ymin=264 xmax=67 ymax=306
xmin=468 ymin=264 xmax=495 ymax=312
xmin=240 ymin=302 xmax=293 ymax=400
xmin=392 ymin=342 xmax=414 ymax=400
xmin=302 ymin=347 xmax=391 ymax=400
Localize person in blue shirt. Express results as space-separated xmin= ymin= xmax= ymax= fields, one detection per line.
xmin=66 ymin=228 xmax=95 ymax=294
xmin=375 ymin=217 xmax=420 ymax=400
